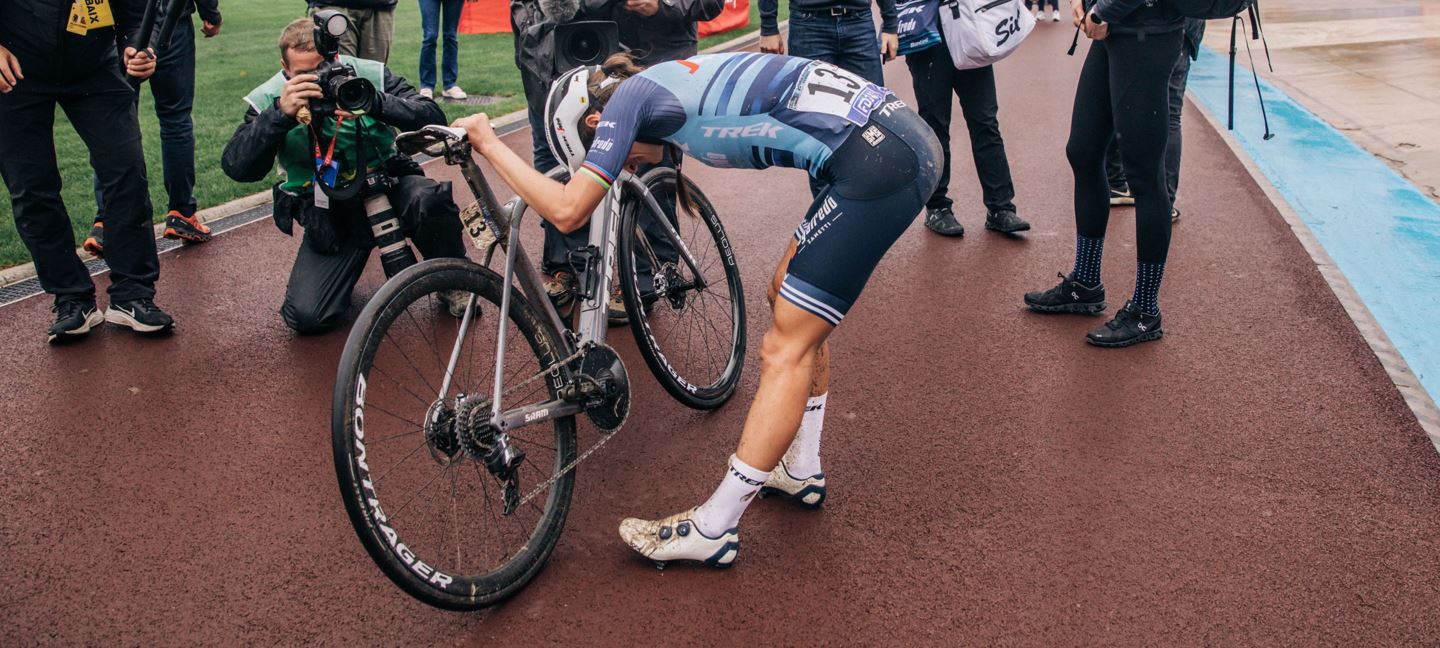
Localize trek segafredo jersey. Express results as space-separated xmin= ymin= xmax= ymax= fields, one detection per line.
xmin=578 ymin=52 xmax=890 ymax=190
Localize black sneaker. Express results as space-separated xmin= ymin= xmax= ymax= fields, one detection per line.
xmin=1109 ymin=185 xmax=1135 ymax=206
xmin=924 ymin=206 xmax=964 ymax=237
xmin=1024 ymin=272 xmax=1106 ymax=314
xmin=105 ymin=298 xmax=175 ymax=333
xmin=47 ymin=299 xmax=103 ymax=344
xmin=985 ymin=208 xmax=1031 ymax=234
xmin=1086 ymin=300 xmax=1163 ymax=347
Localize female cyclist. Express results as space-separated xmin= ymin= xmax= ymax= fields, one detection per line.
xmin=454 ymin=51 xmax=940 ymax=567
xmin=1023 ymin=0 xmax=1185 ymax=347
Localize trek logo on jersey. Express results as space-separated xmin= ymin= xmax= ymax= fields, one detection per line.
xmin=878 ymin=99 xmax=907 ymax=118
xmin=598 ymin=121 xmax=618 ymax=129
xmin=700 ymin=123 xmax=782 ymax=139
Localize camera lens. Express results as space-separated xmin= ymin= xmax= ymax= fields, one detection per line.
xmin=335 ymin=77 xmax=375 ymax=114
xmin=568 ymin=31 xmax=602 ymax=64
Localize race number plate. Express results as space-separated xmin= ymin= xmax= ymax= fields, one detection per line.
xmin=787 ymin=62 xmax=888 ymax=126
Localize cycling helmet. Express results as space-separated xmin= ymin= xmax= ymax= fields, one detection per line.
xmin=544 ymin=65 xmax=601 ymax=172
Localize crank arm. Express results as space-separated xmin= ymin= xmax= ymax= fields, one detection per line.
xmin=494 ymin=398 xmax=585 ymax=432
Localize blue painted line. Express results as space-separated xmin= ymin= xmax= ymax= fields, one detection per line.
xmin=1187 ymin=44 xmax=1440 ymax=405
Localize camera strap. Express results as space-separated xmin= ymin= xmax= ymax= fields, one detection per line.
xmin=312 ymin=115 xmax=346 ymax=188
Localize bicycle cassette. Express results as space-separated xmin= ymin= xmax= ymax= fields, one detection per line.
xmin=579 ymin=343 xmax=630 ymax=432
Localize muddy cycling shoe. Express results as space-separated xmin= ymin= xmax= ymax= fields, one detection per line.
xmin=163 ymin=210 xmax=213 ymax=243
xmin=48 ymin=299 xmax=103 ymax=344
xmin=606 ymin=284 xmax=657 ymax=325
xmin=105 ymin=298 xmax=175 ymax=334
xmin=83 ymin=222 xmax=105 ymax=257
xmin=1109 ymin=185 xmax=1135 ymax=206
xmin=619 ymin=508 xmax=740 ymax=569
xmin=1024 ymin=272 xmax=1107 ymax=314
xmin=984 ymin=208 xmax=1031 ymax=234
xmin=1086 ymin=300 xmax=1163 ymax=347
xmin=543 ymin=271 xmax=576 ymax=315
xmin=924 ymin=205 xmax=964 ymax=237
xmin=759 ymin=460 xmax=826 ymax=509
xmin=437 ymin=289 xmax=477 ymax=319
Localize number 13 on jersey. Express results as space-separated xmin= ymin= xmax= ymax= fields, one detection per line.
xmin=788 ymin=62 xmax=888 ymax=126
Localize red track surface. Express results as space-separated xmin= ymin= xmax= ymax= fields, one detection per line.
xmin=3 ymin=27 xmax=1439 ymax=644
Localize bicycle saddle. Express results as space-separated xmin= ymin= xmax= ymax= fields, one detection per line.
xmin=395 ymin=125 xmax=469 ymax=157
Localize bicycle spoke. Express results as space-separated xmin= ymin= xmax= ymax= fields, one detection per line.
xmin=366 ymin=426 xmax=424 ymax=446
xmin=382 ymin=329 xmax=442 ymax=397
xmin=387 ymin=463 xmax=451 ymax=522
xmin=374 ymin=438 xmax=430 ymax=485
xmin=371 ymin=363 xmax=434 ymax=411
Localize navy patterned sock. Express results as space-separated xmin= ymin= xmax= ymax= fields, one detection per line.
xmin=1132 ymin=261 xmax=1166 ymax=315
xmin=1071 ymin=235 xmax=1105 ymax=286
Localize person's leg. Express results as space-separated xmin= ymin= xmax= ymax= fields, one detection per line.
xmin=1063 ymin=39 xmax=1116 ymax=287
xmin=441 ymin=0 xmax=464 ymax=90
xmin=1105 ymin=134 xmax=1130 ymax=200
xmin=365 ymin=8 xmax=395 ymax=64
xmin=281 ymin=235 xmax=371 ymax=334
xmin=904 ymin=45 xmax=956 ymax=212
xmin=152 ymin=18 xmax=200 ymax=218
xmin=764 ymin=241 xmax=830 ymax=487
xmin=1108 ymin=30 xmax=1183 ymax=316
xmin=391 ymin=174 xmax=467 ymax=259
xmin=837 ymin=13 xmax=884 ymax=86
xmin=0 ymin=83 xmax=97 ymax=303
xmin=951 ymin=64 xmax=1019 ymax=214
xmin=61 ymin=71 xmax=160 ymax=305
xmin=418 ymin=0 xmax=440 ymax=91
xmin=1165 ymin=50 xmax=1193 ymax=207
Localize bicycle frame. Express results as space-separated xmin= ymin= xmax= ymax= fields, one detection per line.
xmin=435 ymin=138 xmax=707 ymax=435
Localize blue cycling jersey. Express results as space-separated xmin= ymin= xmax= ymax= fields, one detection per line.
xmin=579 ymin=52 xmax=890 ymax=190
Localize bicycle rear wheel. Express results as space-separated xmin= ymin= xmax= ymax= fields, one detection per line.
xmin=618 ymin=168 xmax=746 ymax=410
xmin=332 ymin=258 xmax=577 ymax=610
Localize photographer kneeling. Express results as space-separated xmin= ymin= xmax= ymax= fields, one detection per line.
xmin=222 ymin=15 xmax=466 ymax=334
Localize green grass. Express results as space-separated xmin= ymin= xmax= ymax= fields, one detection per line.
xmin=0 ymin=0 xmax=779 ymax=269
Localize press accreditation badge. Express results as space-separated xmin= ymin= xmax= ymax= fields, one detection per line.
xmin=788 ymin=62 xmax=888 ymax=127
xmin=68 ymin=0 xmax=115 ymax=35
xmin=313 ymin=183 xmax=331 ymax=210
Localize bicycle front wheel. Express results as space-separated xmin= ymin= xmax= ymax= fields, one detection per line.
xmin=332 ymin=258 xmax=577 ymax=610
xmin=618 ymin=167 xmax=746 ymax=410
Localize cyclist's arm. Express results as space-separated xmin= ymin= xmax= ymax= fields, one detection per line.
xmin=469 ymin=128 xmax=607 ymax=234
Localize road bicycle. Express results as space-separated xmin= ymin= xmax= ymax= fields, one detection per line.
xmin=330 ymin=125 xmax=745 ymax=610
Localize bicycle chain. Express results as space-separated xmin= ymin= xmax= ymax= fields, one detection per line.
xmin=489 ymin=343 xmax=621 ymax=509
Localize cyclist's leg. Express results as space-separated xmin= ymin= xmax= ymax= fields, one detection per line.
xmin=767 ymin=241 xmax=830 ymax=480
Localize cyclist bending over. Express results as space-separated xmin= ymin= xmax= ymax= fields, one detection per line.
xmin=453 ymin=51 xmax=940 ymax=567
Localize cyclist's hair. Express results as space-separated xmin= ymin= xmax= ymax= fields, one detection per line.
xmin=278 ymin=18 xmax=316 ymax=67
xmin=581 ymin=51 xmax=699 ymax=219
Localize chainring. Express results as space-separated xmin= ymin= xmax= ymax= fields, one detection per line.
xmin=579 ymin=343 xmax=630 ymax=432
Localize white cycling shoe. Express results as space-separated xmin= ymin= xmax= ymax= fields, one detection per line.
xmin=759 ymin=460 xmax=827 ymax=509
xmin=618 ymin=508 xmax=740 ymax=569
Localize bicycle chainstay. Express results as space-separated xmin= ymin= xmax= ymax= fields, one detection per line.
xmin=493 ymin=342 xmax=623 ymax=509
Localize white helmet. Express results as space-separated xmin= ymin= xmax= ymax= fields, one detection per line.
xmin=544 ymin=65 xmax=601 ymax=172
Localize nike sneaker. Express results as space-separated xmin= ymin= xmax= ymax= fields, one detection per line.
xmin=47 ymin=299 xmax=103 ymax=344
xmin=105 ymin=298 xmax=175 ymax=333
xmin=1109 ymin=185 xmax=1135 ymax=206
xmin=618 ymin=507 xmax=740 ymax=569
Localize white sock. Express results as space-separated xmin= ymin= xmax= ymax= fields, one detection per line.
xmin=781 ymin=393 xmax=827 ymax=478
xmin=692 ymin=454 xmax=768 ymax=537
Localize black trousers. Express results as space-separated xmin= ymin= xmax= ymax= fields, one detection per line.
xmin=1105 ymin=43 xmax=1194 ymax=205
xmin=281 ymin=175 xmax=467 ymax=334
xmin=903 ymin=43 xmax=1017 ymax=213
xmin=1067 ymin=30 xmax=1184 ymax=264
xmin=0 ymin=68 xmax=159 ymax=304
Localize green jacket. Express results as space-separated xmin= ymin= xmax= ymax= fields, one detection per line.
xmin=242 ymin=56 xmax=396 ymax=192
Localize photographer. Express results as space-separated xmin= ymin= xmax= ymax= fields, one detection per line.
xmin=0 ymin=0 xmax=175 ymax=343
xmin=221 ymin=17 xmax=466 ymax=334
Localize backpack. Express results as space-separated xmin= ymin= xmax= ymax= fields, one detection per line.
xmin=939 ymin=0 xmax=1036 ymax=70
xmin=1169 ymin=0 xmax=1249 ymax=19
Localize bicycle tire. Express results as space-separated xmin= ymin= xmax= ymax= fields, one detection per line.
xmin=618 ymin=168 xmax=746 ymax=410
xmin=332 ymin=258 xmax=577 ymax=610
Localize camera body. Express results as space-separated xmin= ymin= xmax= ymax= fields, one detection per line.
xmin=310 ymin=10 xmax=378 ymax=116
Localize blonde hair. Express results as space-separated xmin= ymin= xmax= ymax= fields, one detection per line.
xmin=278 ymin=18 xmax=316 ymax=66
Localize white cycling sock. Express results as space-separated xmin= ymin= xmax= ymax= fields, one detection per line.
xmin=781 ymin=393 xmax=827 ymax=478
xmin=693 ymin=454 xmax=768 ymax=537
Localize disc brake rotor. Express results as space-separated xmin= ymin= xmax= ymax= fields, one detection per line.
xmin=580 ymin=343 xmax=630 ymax=432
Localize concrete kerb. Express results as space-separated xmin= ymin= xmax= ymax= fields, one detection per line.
xmin=0 ymin=23 xmax=780 ymax=295
xmin=1189 ymin=92 xmax=1440 ymax=454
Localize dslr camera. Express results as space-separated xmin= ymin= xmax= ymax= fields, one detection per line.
xmin=309 ymin=10 xmax=378 ymax=116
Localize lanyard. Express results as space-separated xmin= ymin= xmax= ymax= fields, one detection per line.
xmin=312 ymin=115 xmax=347 ymax=173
